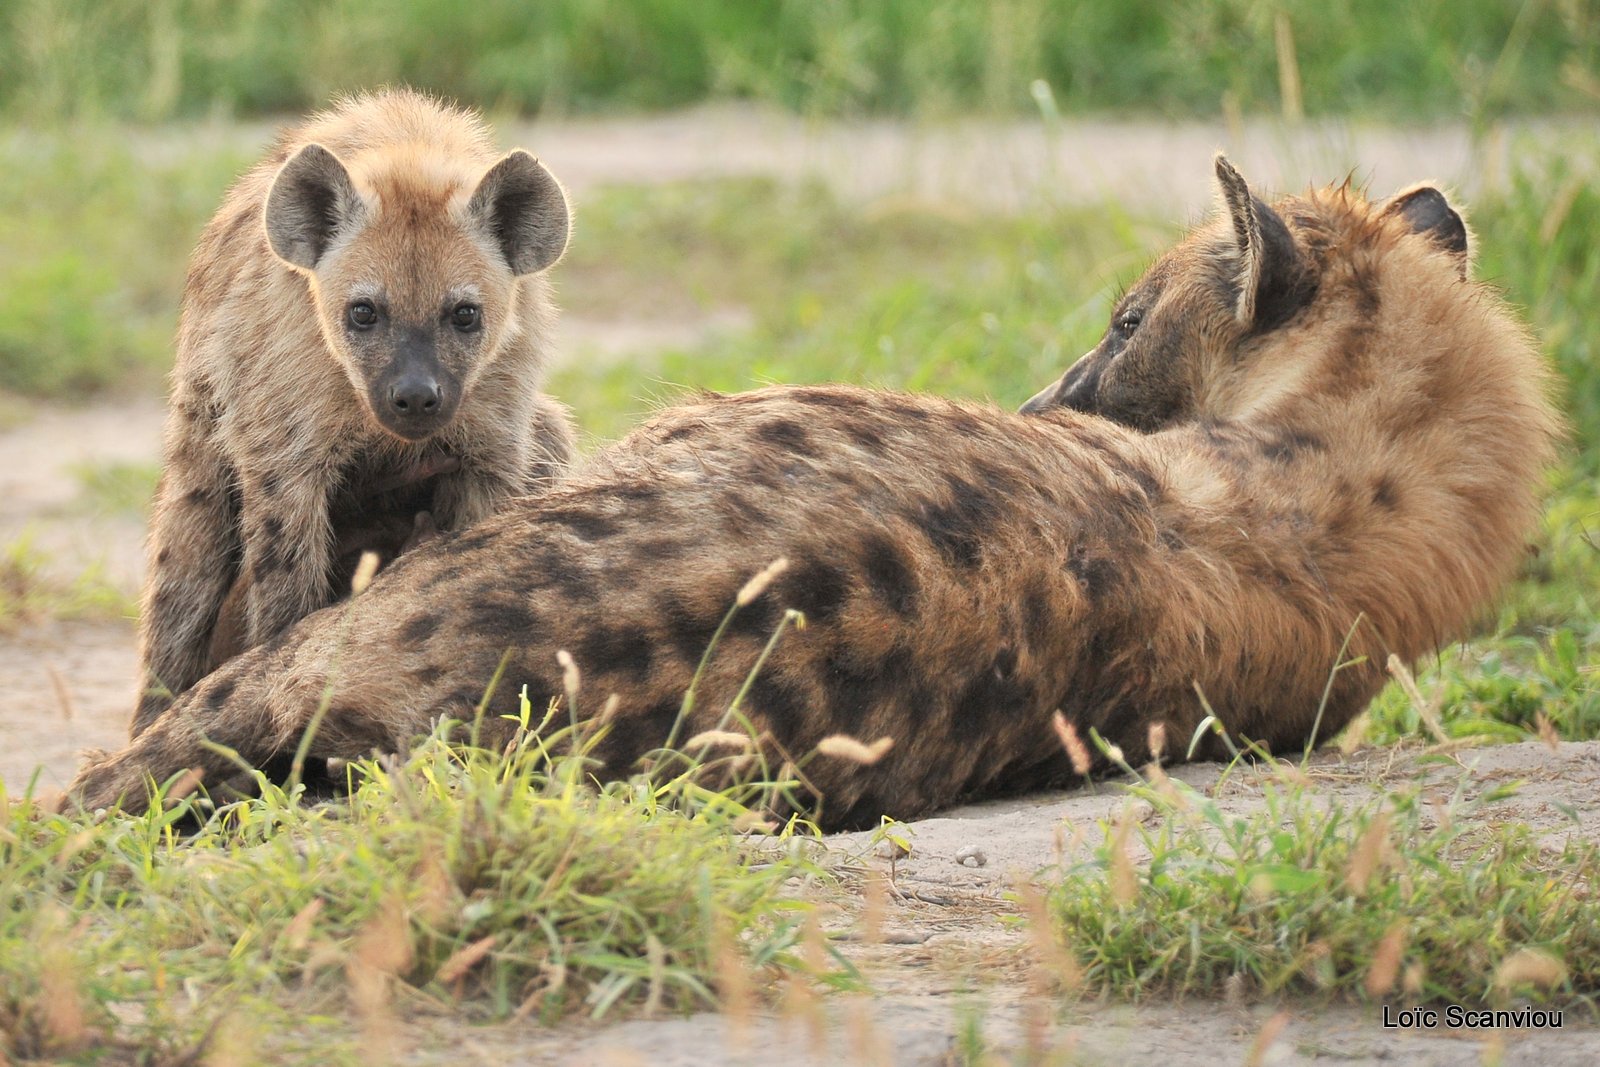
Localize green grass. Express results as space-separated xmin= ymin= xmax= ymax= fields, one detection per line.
xmin=1045 ymin=757 xmax=1599 ymax=1004
xmin=1 ymin=710 xmax=835 ymax=1060
xmin=0 ymin=535 xmax=133 ymax=630
xmin=2 ymin=0 xmax=1597 ymax=122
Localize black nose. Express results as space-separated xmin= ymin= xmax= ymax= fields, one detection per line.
xmin=388 ymin=375 xmax=441 ymax=417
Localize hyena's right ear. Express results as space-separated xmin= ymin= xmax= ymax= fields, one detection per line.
xmin=264 ymin=144 xmax=368 ymax=271
xmin=467 ymin=150 xmax=570 ymax=276
xmin=1382 ymin=184 xmax=1471 ymax=280
xmin=1213 ymin=154 xmax=1313 ymax=331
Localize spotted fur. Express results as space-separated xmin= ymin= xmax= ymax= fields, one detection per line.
xmin=84 ymin=159 xmax=1557 ymax=828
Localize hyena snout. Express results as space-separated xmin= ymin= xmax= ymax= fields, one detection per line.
xmin=370 ymin=350 xmax=460 ymax=441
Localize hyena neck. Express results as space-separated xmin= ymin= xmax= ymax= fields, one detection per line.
xmin=1162 ymin=268 xmax=1556 ymax=664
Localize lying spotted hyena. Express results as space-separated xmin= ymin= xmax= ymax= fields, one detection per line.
xmin=76 ymin=158 xmax=1557 ymax=830
xmin=131 ymin=89 xmax=576 ymax=737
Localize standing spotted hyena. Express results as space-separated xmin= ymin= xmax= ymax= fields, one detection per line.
xmin=78 ymin=158 xmax=1558 ymax=829
xmin=131 ymin=89 xmax=576 ymax=737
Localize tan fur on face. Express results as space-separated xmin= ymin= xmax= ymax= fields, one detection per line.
xmin=130 ymin=89 xmax=576 ymax=737
xmin=86 ymin=165 xmax=1557 ymax=830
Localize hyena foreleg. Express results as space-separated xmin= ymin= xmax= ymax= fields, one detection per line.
xmin=133 ymin=427 xmax=242 ymax=736
xmin=238 ymin=468 xmax=336 ymax=648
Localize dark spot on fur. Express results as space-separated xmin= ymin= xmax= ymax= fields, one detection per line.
xmin=400 ymin=612 xmax=443 ymax=646
xmin=262 ymin=516 xmax=284 ymax=538
xmin=725 ymin=594 xmax=782 ymax=642
xmin=1021 ymin=586 xmax=1055 ymax=646
xmin=410 ymin=665 xmax=447 ymax=687
xmin=543 ymin=507 xmax=619 ymax=541
xmin=793 ymin=390 xmax=856 ymax=410
xmin=1109 ymin=457 xmax=1162 ymax=502
xmin=202 ymin=676 xmax=237 ymax=713
xmin=746 ymin=670 xmax=809 ymax=739
xmin=466 ymin=598 xmax=540 ymax=637
xmin=1065 ymin=548 xmax=1119 ymax=603
xmin=574 ymin=625 xmax=655 ymax=683
xmin=632 ymin=537 xmax=687 ymax=564
xmin=950 ymin=663 xmax=1036 ymax=743
xmin=842 ymin=418 xmax=886 ymax=452
xmin=783 ymin=557 xmax=851 ymax=622
xmin=185 ymin=487 xmax=212 ymax=506
xmin=657 ymin=591 xmax=723 ymax=667
xmin=1262 ymin=428 xmax=1325 ymax=464
xmin=755 ymin=418 xmax=817 ymax=457
xmin=156 ymin=547 xmax=171 ymax=565
xmin=260 ymin=472 xmax=280 ymax=496
xmin=660 ymin=424 xmax=695 ymax=444
xmin=1372 ymin=477 xmax=1401 ymax=510
xmin=916 ymin=476 xmax=992 ymax=568
xmin=1158 ymin=528 xmax=1186 ymax=551
xmin=610 ymin=482 xmax=663 ymax=505
xmin=861 ymin=534 xmax=919 ymax=617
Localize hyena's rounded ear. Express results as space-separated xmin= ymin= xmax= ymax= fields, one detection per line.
xmin=263 ymin=143 xmax=367 ymax=271
xmin=467 ymin=150 xmax=570 ymax=276
xmin=1213 ymin=154 xmax=1313 ymax=330
xmin=1382 ymin=184 xmax=1471 ymax=280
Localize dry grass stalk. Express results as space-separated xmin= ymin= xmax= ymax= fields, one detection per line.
xmin=1344 ymin=811 xmax=1392 ymax=895
xmin=685 ymin=729 xmax=755 ymax=753
xmin=1108 ymin=808 xmax=1137 ymax=906
xmin=435 ymin=935 xmax=497 ymax=986
xmin=1052 ymin=712 xmax=1092 ymax=775
xmin=815 ymin=734 xmax=894 ymax=765
xmin=349 ymin=550 xmax=381 ymax=596
xmin=1494 ymin=948 xmax=1567 ymax=992
xmin=1244 ymin=1009 xmax=1291 ymax=1067
xmin=1364 ymin=923 xmax=1407 ymax=997
xmin=1386 ymin=655 xmax=1449 ymax=744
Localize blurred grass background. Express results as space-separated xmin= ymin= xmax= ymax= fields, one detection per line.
xmin=2 ymin=0 xmax=1598 ymax=121
xmin=0 ymin=0 xmax=1595 ymax=745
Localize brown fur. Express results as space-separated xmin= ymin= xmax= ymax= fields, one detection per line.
xmin=131 ymin=90 xmax=577 ymax=736
xmin=81 ymin=160 xmax=1558 ymax=829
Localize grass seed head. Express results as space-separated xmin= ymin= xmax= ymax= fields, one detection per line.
xmin=1052 ymin=712 xmax=1092 ymax=775
xmin=815 ymin=734 xmax=894 ymax=765
xmin=736 ymin=557 xmax=789 ymax=606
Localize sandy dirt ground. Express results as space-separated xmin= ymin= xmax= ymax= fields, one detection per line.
xmin=3 ymin=110 xmax=1595 ymax=1063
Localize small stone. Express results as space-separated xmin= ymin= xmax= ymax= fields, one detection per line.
xmin=954 ymin=845 xmax=987 ymax=868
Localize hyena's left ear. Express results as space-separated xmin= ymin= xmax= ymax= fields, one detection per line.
xmin=1381 ymin=184 xmax=1471 ymax=280
xmin=467 ymin=150 xmax=570 ymax=276
xmin=1214 ymin=154 xmax=1313 ymax=330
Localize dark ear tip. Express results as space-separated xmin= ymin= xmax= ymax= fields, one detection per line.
xmin=1389 ymin=185 xmax=1468 ymax=258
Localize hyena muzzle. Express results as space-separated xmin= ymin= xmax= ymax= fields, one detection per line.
xmin=131 ymin=89 xmax=577 ymax=738
xmin=78 ymin=157 xmax=1557 ymax=830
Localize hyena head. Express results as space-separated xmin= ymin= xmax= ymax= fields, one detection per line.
xmin=263 ymin=142 xmax=570 ymax=441
xmin=1020 ymin=155 xmax=1470 ymax=427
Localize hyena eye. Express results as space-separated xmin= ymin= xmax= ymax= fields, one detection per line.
xmin=1115 ymin=311 xmax=1143 ymax=337
xmin=451 ymin=304 xmax=482 ymax=331
xmin=347 ymin=301 xmax=378 ymax=329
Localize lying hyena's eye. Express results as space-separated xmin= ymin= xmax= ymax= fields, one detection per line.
xmin=1115 ymin=311 xmax=1143 ymax=337
xmin=451 ymin=304 xmax=481 ymax=331
xmin=348 ymin=301 xmax=378 ymax=329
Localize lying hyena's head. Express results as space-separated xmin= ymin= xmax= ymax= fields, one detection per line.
xmin=1020 ymin=155 xmax=1470 ymax=428
xmin=263 ymin=142 xmax=569 ymax=441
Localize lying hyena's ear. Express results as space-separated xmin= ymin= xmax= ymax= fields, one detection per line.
xmin=1382 ymin=184 xmax=1471 ymax=280
xmin=264 ymin=144 xmax=368 ymax=271
xmin=1213 ymin=154 xmax=1309 ymax=330
xmin=467 ymin=150 xmax=570 ymax=276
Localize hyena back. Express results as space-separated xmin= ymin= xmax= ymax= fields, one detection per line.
xmin=80 ymin=158 xmax=1557 ymax=829
xmin=132 ymin=89 xmax=576 ymax=736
